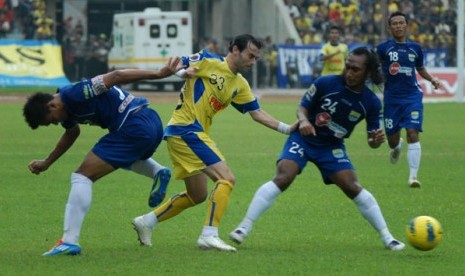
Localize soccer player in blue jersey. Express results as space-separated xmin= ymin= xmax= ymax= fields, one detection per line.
xmin=230 ymin=47 xmax=405 ymax=251
xmin=23 ymin=57 xmax=192 ymax=256
xmin=376 ymin=11 xmax=441 ymax=188
xmin=132 ymin=34 xmax=297 ymax=252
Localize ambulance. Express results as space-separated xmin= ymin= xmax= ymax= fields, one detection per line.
xmin=108 ymin=7 xmax=192 ymax=90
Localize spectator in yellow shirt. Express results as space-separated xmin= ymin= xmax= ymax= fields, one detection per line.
xmin=319 ymin=25 xmax=348 ymax=76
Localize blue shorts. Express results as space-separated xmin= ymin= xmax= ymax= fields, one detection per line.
xmin=92 ymin=107 xmax=163 ymax=169
xmin=383 ymin=101 xmax=423 ymax=136
xmin=278 ymin=133 xmax=354 ymax=184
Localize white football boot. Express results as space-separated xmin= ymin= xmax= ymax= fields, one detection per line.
xmin=132 ymin=216 xmax=153 ymax=247
xmin=197 ymin=236 xmax=237 ymax=252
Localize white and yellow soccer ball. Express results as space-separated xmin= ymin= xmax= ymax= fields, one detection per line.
xmin=406 ymin=216 xmax=443 ymax=251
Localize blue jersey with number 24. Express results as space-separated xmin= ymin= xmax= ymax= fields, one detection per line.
xmin=299 ymin=75 xmax=382 ymax=146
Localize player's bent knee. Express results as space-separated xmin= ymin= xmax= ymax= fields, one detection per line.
xmin=187 ymin=192 xmax=207 ymax=204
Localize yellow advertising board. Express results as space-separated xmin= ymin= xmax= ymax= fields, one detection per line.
xmin=0 ymin=40 xmax=70 ymax=87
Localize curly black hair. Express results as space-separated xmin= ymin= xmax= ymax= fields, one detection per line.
xmin=23 ymin=92 xmax=53 ymax=129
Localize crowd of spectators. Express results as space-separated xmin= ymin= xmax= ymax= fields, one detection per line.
xmin=1 ymin=0 xmax=54 ymax=40
xmin=59 ymin=8 xmax=113 ymax=81
xmin=0 ymin=0 xmax=14 ymax=38
xmin=191 ymin=0 xmax=458 ymax=88
xmin=286 ymin=0 xmax=457 ymax=52
xmin=62 ymin=32 xmax=112 ymax=82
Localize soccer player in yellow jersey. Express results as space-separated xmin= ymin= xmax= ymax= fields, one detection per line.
xmin=132 ymin=34 xmax=296 ymax=251
xmin=319 ymin=25 xmax=349 ymax=76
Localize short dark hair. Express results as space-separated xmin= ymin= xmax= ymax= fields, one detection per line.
xmin=23 ymin=92 xmax=53 ymax=129
xmin=350 ymin=47 xmax=384 ymax=85
xmin=388 ymin=11 xmax=408 ymax=25
xmin=228 ymin=34 xmax=263 ymax=53
xmin=329 ymin=25 xmax=341 ymax=32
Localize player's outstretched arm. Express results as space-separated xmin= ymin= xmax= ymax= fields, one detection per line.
xmin=28 ymin=125 xmax=80 ymax=175
xmin=99 ymin=57 xmax=183 ymax=88
xmin=248 ymin=109 xmax=296 ymax=134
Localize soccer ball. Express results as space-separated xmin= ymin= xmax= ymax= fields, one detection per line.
xmin=406 ymin=216 xmax=443 ymax=251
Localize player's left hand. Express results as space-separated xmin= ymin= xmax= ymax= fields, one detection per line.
xmin=431 ymin=78 xmax=441 ymax=89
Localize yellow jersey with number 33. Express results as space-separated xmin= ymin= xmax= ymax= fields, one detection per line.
xmin=164 ymin=50 xmax=260 ymax=137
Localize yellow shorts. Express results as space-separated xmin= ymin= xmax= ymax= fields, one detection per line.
xmin=166 ymin=132 xmax=225 ymax=179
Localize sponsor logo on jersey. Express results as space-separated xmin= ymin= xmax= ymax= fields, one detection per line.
xmin=348 ymin=110 xmax=361 ymax=122
xmin=411 ymin=111 xmax=419 ymax=120
xmin=328 ymin=121 xmax=347 ymax=138
xmin=315 ymin=112 xmax=331 ymax=126
xmin=389 ymin=62 xmax=401 ymax=75
xmin=389 ymin=62 xmax=413 ymax=76
xmin=209 ymin=96 xmax=226 ymax=112
xmin=118 ymin=94 xmax=134 ymax=113
xmin=83 ymin=85 xmax=90 ymax=100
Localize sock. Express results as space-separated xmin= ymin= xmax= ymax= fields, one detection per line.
xmin=155 ymin=191 xmax=195 ymax=222
xmin=353 ymin=189 xmax=393 ymax=243
xmin=237 ymin=181 xmax=282 ymax=233
xmin=62 ymin=172 xmax=93 ymax=244
xmin=201 ymin=226 xmax=219 ymax=237
xmin=407 ymin=142 xmax=421 ymax=179
xmin=204 ymin=180 xmax=233 ymax=228
xmin=130 ymin=158 xmax=165 ymax=178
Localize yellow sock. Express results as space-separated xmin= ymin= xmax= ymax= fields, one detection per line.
xmin=204 ymin=180 xmax=234 ymax=227
xmin=155 ymin=192 xmax=195 ymax=222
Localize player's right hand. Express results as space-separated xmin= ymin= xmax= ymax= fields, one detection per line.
xmin=28 ymin=160 xmax=50 ymax=175
xmin=298 ymin=119 xmax=316 ymax=136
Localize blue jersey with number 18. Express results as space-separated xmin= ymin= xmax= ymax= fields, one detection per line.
xmin=376 ymin=39 xmax=424 ymax=104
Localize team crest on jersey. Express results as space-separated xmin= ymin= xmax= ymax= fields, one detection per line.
xmin=411 ymin=111 xmax=419 ymax=120
xmin=348 ymin=110 xmax=361 ymax=122
xmin=305 ymin=85 xmax=317 ymax=100
xmin=315 ymin=112 xmax=331 ymax=126
xmin=389 ymin=62 xmax=401 ymax=75
xmin=408 ymin=53 xmax=416 ymax=62
xmin=332 ymin=148 xmax=344 ymax=159
xmin=189 ymin=54 xmax=201 ymax=62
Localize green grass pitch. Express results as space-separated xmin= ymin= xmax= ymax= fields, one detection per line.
xmin=1 ymin=99 xmax=464 ymax=275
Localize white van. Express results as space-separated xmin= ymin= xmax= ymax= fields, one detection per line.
xmin=108 ymin=7 xmax=192 ymax=90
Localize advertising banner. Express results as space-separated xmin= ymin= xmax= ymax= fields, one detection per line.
xmin=0 ymin=40 xmax=70 ymax=87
